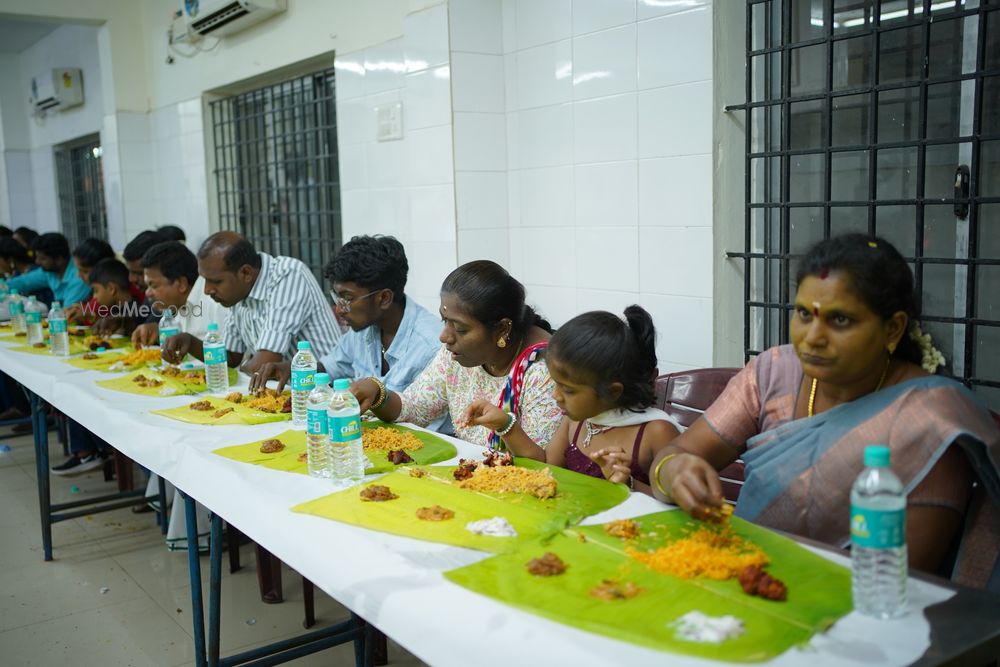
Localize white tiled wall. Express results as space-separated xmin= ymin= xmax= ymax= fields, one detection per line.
xmin=335 ymin=4 xmax=457 ymax=312
xmin=449 ymin=0 xmax=715 ymax=370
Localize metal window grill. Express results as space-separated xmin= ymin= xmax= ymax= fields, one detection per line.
xmin=55 ymin=135 xmax=108 ymax=249
xmin=209 ymin=67 xmax=342 ymax=285
xmin=727 ymin=0 xmax=1000 ymax=409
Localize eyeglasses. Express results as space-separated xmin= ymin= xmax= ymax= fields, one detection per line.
xmin=330 ymin=289 xmax=381 ymax=313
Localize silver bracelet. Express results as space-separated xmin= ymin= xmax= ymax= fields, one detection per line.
xmin=496 ymin=412 xmax=517 ymax=436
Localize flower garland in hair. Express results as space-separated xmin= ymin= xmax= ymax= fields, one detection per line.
xmin=909 ymin=322 xmax=946 ymax=374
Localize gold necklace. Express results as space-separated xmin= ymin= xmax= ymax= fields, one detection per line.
xmin=808 ymin=357 xmax=891 ymax=417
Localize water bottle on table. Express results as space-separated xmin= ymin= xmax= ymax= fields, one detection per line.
xmin=851 ymin=444 xmax=907 ymax=619
xmin=305 ymin=372 xmax=334 ymax=477
xmin=158 ymin=307 xmax=180 ymax=362
xmin=8 ymin=289 xmax=25 ymax=333
xmin=203 ymin=323 xmax=229 ymax=394
xmin=48 ymin=302 xmax=70 ymax=357
xmin=25 ymin=296 xmax=44 ymax=345
xmin=0 ymin=278 xmax=8 ymax=300
xmin=328 ymin=378 xmax=365 ymax=486
xmin=290 ymin=340 xmax=317 ymax=428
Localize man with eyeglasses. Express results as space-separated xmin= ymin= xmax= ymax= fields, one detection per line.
xmin=248 ymin=235 xmax=440 ymax=424
xmin=162 ymin=231 xmax=340 ymax=373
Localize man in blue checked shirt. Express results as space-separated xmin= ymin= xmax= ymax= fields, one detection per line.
xmin=248 ymin=235 xmax=443 ymax=428
xmin=6 ymin=232 xmax=91 ymax=307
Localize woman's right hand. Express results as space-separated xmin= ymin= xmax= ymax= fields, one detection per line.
xmin=458 ymin=399 xmax=508 ymax=431
xmin=349 ymin=378 xmax=380 ymax=413
xmin=660 ymin=453 xmax=726 ymax=520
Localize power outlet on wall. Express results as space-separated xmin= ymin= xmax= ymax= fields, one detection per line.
xmin=375 ymin=101 xmax=403 ymax=142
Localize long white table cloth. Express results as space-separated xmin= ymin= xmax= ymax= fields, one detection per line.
xmin=0 ymin=342 xmax=971 ymax=667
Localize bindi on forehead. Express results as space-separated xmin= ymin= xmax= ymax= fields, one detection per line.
xmin=819 ymin=267 xmax=829 ymax=280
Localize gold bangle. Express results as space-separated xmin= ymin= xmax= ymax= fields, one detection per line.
xmin=652 ymin=453 xmax=678 ymax=499
xmin=369 ymin=377 xmax=387 ymax=410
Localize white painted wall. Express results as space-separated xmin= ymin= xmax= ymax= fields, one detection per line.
xmin=449 ymin=0 xmax=716 ymax=371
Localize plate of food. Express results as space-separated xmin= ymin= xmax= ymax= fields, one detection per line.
xmin=443 ymin=510 xmax=853 ymax=662
xmin=212 ymin=421 xmax=458 ymax=474
xmin=151 ymin=388 xmax=293 ymax=425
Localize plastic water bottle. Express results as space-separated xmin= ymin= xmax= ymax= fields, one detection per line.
xmin=0 ymin=278 xmax=8 ymax=299
xmin=328 ymin=378 xmax=365 ymax=486
xmin=850 ymin=444 xmax=907 ymax=619
xmin=8 ymin=289 xmax=25 ymax=333
xmin=25 ymin=296 xmax=44 ymax=344
xmin=158 ymin=307 xmax=180 ymax=362
xmin=203 ymin=322 xmax=229 ymax=394
xmin=48 ymin=301 xmax=70 ymax=357
xmin=306 ymin=372 xmax=334 ymax=478
xmin=290 ymin=340 xmax=317 ymax=429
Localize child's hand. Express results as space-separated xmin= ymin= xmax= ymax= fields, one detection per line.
xmin=459 ymin=399 xmax=508 ymax=431
xmin=591 ymin=447 xmax=631 ymax=486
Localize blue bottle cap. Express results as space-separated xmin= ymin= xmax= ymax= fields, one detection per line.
xmin=333 ymin=378 xmax=351 ymax=391
xmin=207 ymin=323 xmax=219 ymax=332
xmin=314 ymin=372 xmax=330 ymax=386
xmin=863 ymin=445 xmax=891 ymax=468
xmin=96 ymin=347 xmax=106 ymax=353
xmin=297 ymin=340 xmax=311 ymax=350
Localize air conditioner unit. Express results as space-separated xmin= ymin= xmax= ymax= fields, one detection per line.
xmin=182 ymin=0 xmax=287 ymax=38
xmin=30 ymin=69 xmax=84 ymax=112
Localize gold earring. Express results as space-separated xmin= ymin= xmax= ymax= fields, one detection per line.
xmin=497 ymin=337 xmax=507 ymax=349
xmin=888 ymin=342 xmax=896 ymax=354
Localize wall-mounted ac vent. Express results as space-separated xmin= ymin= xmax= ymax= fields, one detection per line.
xmin=183 ymin=0 xmax=286 ymax=38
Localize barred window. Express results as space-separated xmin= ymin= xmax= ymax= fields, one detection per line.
xmin=55 ymin=135 xmax=108 ymax=249
xmin=210 ymin=67 xmax=342 ymax=284
xmin=729 ymin=0 xmax=1000 ymax=409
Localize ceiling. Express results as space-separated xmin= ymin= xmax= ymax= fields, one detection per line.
xmin=0 ymin=18 xmax=61 ymax=54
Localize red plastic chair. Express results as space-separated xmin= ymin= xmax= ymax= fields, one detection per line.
xmin=654 ymin=368 xmax=744 ymax=503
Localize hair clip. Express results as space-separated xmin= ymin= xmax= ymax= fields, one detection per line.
xmin=868 ymin=241 xmax=878 ymax=248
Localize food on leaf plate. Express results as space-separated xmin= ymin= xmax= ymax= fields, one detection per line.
xmin=132 ymin=374 xmax=163 ymax=388
xmin=415 ymin=505 xmax=454 ymax=521
xmin=242 ymin=389 xmax=292 ymax=413
xmin=83 ymin=336 xmax=113 ymax=350
xmin=259 ymin=438 xmax=285 ymax=453
xmin=189 ymin=400 xmax=213 ymax=411
xmin=458 ymin=465 xmax=557 ymax=500
xmin=359 ymin=485 xmax=398 ymax=502
xmin=738 ymin=565 xmax=787 ymax=601
xmin=465 ymin=516 xmax=517 ymax=537
xmin=604 ymin=519 xmax=641 ymax=540
xmin=525 ymin=552 xmax=567 ymax=576
xmin=212 ymin=407 xmax=235 ymax=419
xmin=590 ymin=579 xmax=643 ymax=601
xmin=386 ymin=449 xmax=413 ymax=465
xmin=361 ymin=425 xmax=423 ymax=451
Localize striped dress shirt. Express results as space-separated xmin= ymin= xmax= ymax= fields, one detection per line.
xmin=223 ymin=252 xmax=340 ymax=360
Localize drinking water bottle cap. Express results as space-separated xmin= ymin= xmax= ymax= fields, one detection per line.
xmin=297 ymin=340 xmax=311 ymax=350
xmin=314 ymin=372 xmax=330 ymax=386
xmin=333 ymin=378 xmax=351 ymax=391
xmin=52 ymin=301 xmax=61 ymax=309
xmin=207 ymin=323 xmax=219 ymax=332
xmin=9 ymin=289 xmax=17 ymax=295
xmin=863 ymin=445 xmax=891 ymax=468
xmin=96 ymin=347 xmax=106 ymax=353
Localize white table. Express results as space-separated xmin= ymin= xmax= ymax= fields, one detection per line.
xmin=2 ymin=342 xmax=998 ymax=667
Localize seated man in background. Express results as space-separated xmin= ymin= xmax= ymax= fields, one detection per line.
xmin=88 ymin=258 xmax=143 ymax=336
xmin=6 ymin=232 xmax=91 ymax=307
xmin=249 ymin=236 xmax=442 ymax=427
xmin=162 ymin=231 xmax=340 ymax=374
xmin=131 ymin=240 xmax=227 ymax=346
xmin=156 ymin=225 xmax=186 ymax=243
xmin=12 ymin=226 xmax=37 ymax=249
xmin=0 ymin=236 xmax=36 ymax=280
xmin=122 ymin=230 xmax=166 ymax=292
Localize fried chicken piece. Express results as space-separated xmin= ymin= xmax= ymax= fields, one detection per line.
xmin=189 ymin=400 xmax=213 ymax=411
xmin=482 ymin=450 xmax=514 ymax=467
xmin=259 ymin=438 xmax=284 ymax=453
xmin=387 ymin=449 xmax=413 ymax=465
xmin=82 ymin=352 xmax=99 ymax=360
xmin=415 ymin=505 xmax=454 ymax=521
xmin=225 ymin=392 xmax=243 ymax=404
xmin=525 ymin=552 xmax=567 ymax=577
xmin=297 ymin=452 xmax=308 ymax=463
xmin=739 ymin=565 xmax=787 ymax=601
xmin=604 ymin=519 xmax=641 ymax=540
xmin=280 ymin=396 xmax=292 ymax=413
xmin=32 ymin=342 xmax=46 ymax=348
xmin=15 ymin=332 xmax=25 ymax=337
xmin=452 ymin=459 xmax=477 ymax=481
xmin=359 ymin=485 xmax=398 ymax=502
xmin=212 ymin=407 xmax=235 ymax=419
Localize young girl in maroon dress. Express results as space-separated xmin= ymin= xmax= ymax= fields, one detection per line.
xmin=461 ymin=305 xmax=681 ymax=495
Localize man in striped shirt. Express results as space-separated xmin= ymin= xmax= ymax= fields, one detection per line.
xmin=162 ymin=231 xmax=340 ymax=374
